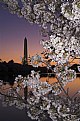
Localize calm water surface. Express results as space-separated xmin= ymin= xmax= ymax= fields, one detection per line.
xmin=0 ymin=100 xmax=51 ymax=121
xmin=40 ymin=77 xmax=80 ymax=96
xmin=0 ymin=77 xmax=80 ymax=121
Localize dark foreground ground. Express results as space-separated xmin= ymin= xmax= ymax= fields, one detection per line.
xmin=0 ymin=61 xmax=80 ymax=84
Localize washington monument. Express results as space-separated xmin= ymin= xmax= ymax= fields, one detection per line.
xmin=23 ymin=37 xmax=28 ymax=65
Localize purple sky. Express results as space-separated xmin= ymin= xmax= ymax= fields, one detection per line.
xmin=0 ymin=6 xmax=43 ymax=63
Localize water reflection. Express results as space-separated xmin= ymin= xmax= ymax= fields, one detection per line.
xmin=40 ymin=77 xmax=80 ymax=96
xmin=0 ymin=77 xmax=80 ymax=121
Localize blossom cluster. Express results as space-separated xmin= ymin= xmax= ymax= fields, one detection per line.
xmin=0 ymin=86 xmax=26 ymax=110
xmin=1 ymin=0 xmax=20 ymax=14
xmin=30 ymin=54 xmax=43 ymax=67
xmin=26 ymin=92 xmax=80 ymax=121
xmin=14 ymin=66 xmax=76 ymax=96
xmin=0 ymin=76 xmax=80 ymax=121
xmin=23 ymin=70 xmax=52 ymax=97
xmin=0 ymin=0 xmax=79 ymax=36
xmin=0 ymin=0 xmax=80 ymax=121
xmin=61 ymin=0 xmax=80 ymax=21
xmin=54 ymin=65 xmax=76 ymax=82
xmin=40 ymin=35 xmax=80 ymax=64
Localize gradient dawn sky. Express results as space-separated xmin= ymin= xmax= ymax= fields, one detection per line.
xmin=0 ymin=4 xmax=79 ymax=64
xmin=0 ymin=5 xmax=44 ymax=63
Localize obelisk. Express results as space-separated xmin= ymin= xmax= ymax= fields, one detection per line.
xmin=23 ymin=37 xmax=28 ymax=65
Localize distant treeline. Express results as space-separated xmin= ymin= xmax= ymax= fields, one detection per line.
xmin=0 ymin=60 xmax=80 ymax=84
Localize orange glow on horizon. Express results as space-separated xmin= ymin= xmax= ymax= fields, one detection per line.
xmin=0 ymin=37 xmax=80 ymax=64
xmin=0 ymin=47 xmax=43 ymax=63
xmin=1 ymin=55 xmax=80 ymax=64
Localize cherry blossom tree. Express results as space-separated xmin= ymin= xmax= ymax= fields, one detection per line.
xmin=0 ymin=0 xmax=80 ymax=121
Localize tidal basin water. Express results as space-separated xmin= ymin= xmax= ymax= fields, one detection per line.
xmin=40 ymin=77 xmax=80 ymax=96
xmin=0 ymin=77 xmax=80 ymax=121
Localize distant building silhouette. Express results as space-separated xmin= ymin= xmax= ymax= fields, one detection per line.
xmin=22 ymin=37 xmax=28 ymax=65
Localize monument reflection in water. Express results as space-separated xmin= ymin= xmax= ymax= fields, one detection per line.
xmin=0 ymin=77 xmax=80 ymax=121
